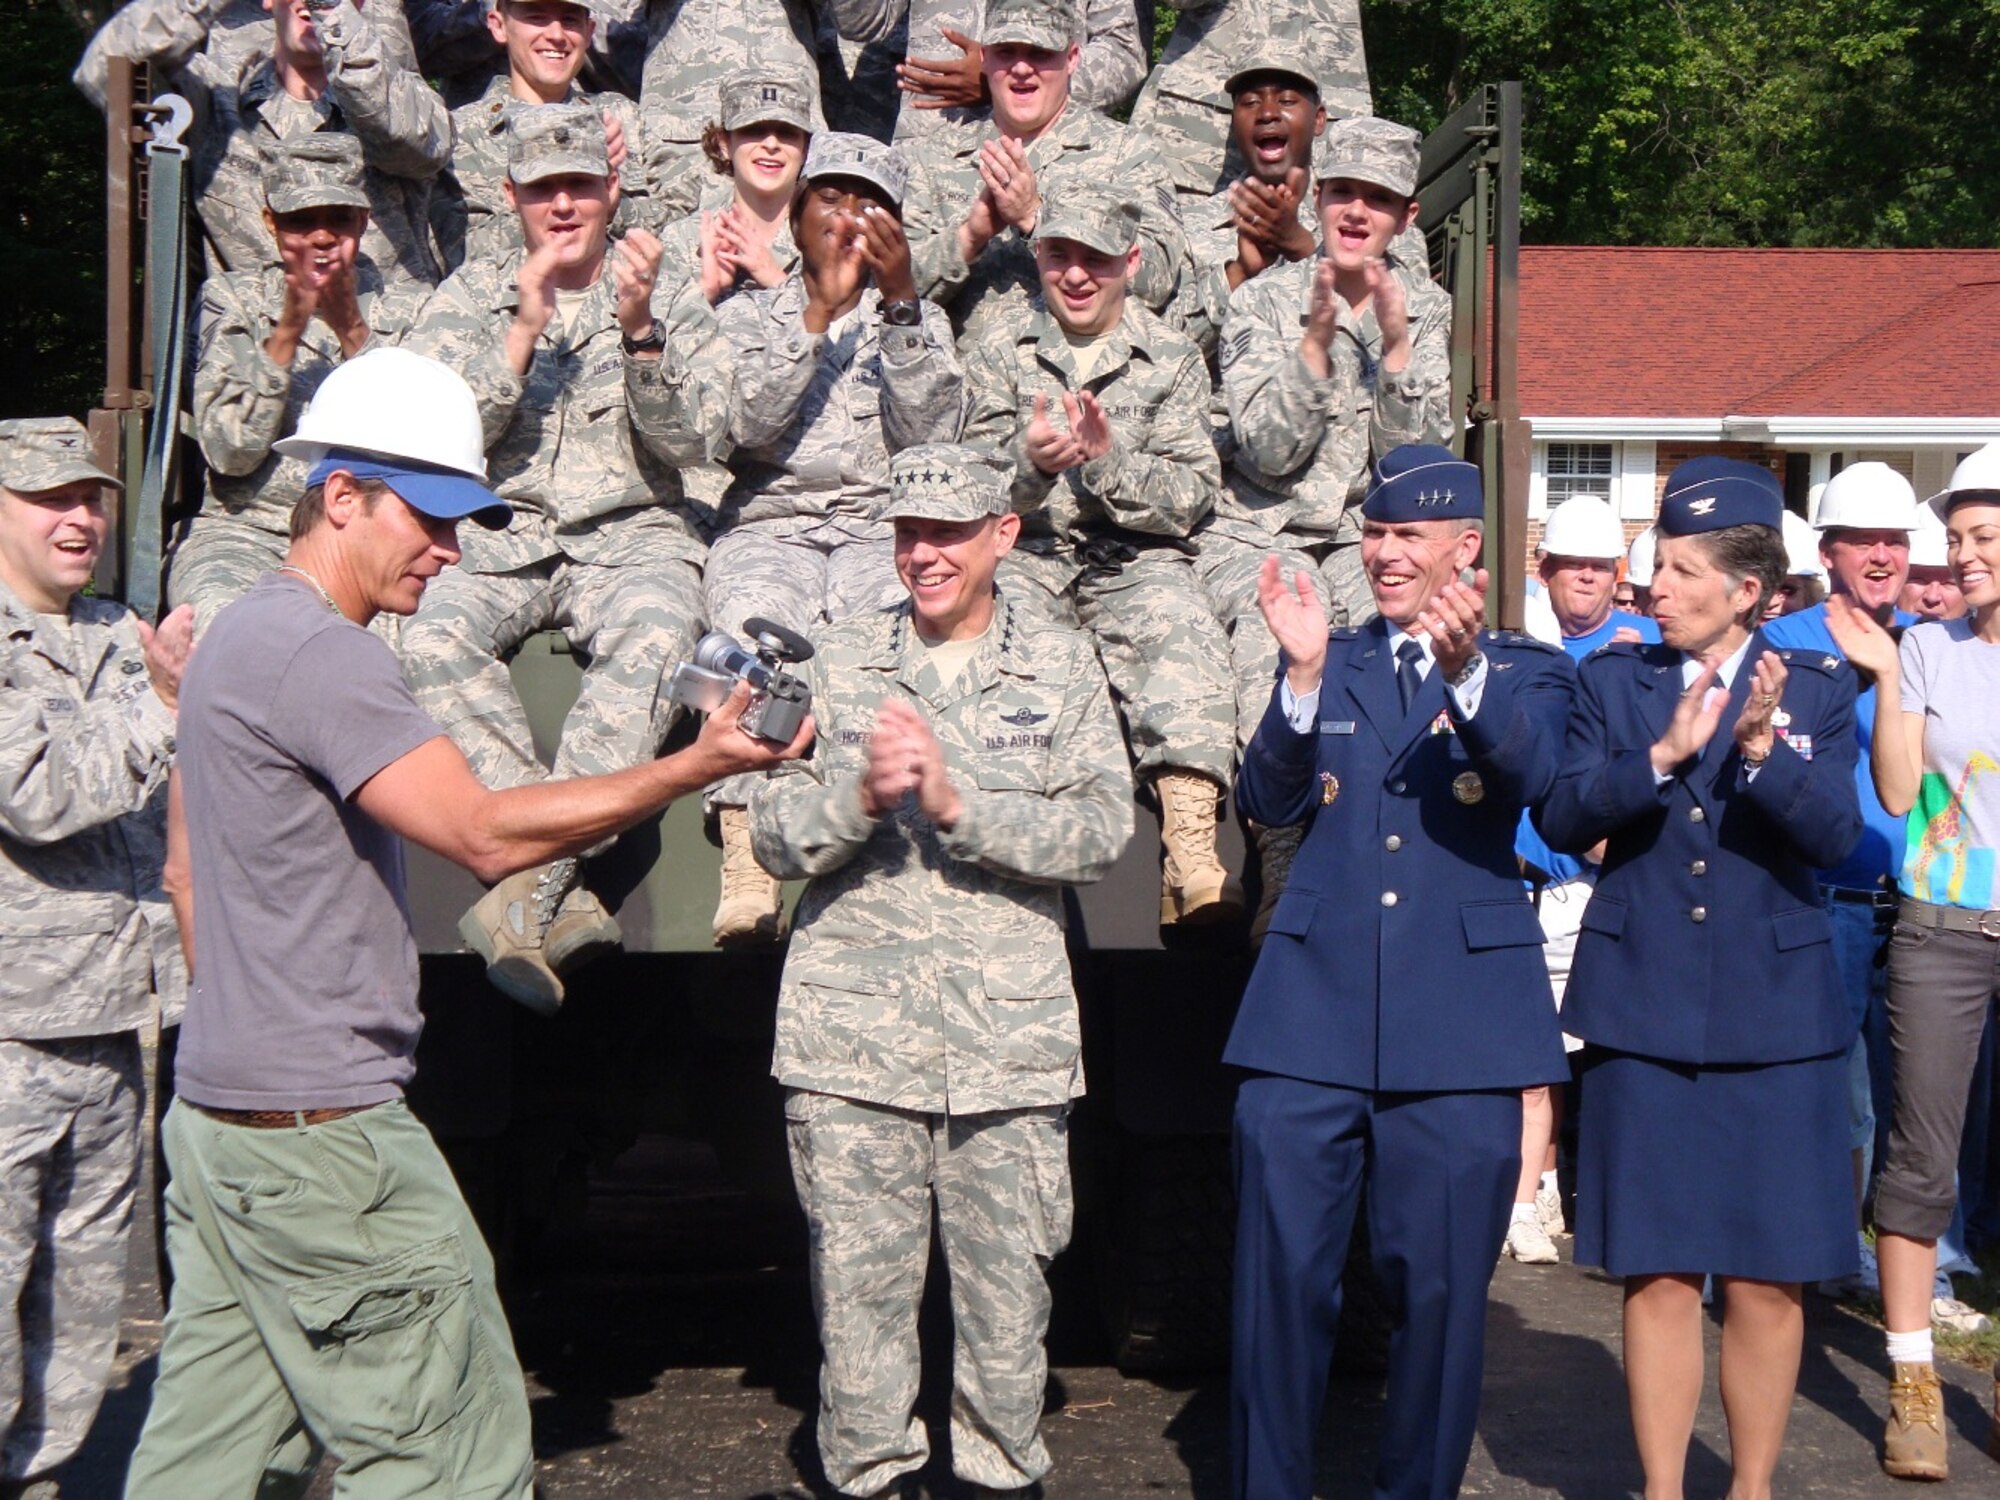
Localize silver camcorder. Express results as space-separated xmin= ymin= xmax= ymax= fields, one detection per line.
xmin=666 ymin=617 xmax=815 ymax=745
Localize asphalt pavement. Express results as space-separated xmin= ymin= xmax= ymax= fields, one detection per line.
xmin=55 ymin=1132 xmax=1998 ymax=1499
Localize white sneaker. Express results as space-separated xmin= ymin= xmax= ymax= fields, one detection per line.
xmin=1535 ymin=1182 xmax=1567 ymax=1238
xmin=1817 ymin=1233 xmax=1881 ymax=1301
xmin=1932 ymin=1295 xmax=1994 ymax=1335
xmin=1503 ymin=1213 xmax=1560 ymax=1265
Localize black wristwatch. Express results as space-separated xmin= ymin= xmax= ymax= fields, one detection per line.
xmin=621 ymin=321 xmax=666 ymax=356
xmin=880 ymin=298 xmax=922 ymax=327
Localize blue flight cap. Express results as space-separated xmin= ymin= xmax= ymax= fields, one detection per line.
xmin=1657 ymin=456 xmax=1782 ymax=536
xmin=306 ymin=451 xmax=510 ymax=530
xmin=1361 ymin=443 xmax=1484 ymax=523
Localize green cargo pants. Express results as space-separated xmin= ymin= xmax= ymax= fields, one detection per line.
xmin=125 ymin=1099 xmax=534 ymax=1499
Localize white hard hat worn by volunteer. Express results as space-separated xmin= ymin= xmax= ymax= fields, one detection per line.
xmin=1812 ymin=461 xmax=1917 ymax=532
xmin=274 ymin=347 xmax=509 ymax=527
xmin=1539 ymin=494 xmax=1624 ymax=561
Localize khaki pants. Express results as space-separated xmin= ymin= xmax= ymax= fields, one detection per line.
xmin=126 ymin=1100 xmax=533 ymax=1499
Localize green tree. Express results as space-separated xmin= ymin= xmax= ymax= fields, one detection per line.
xmin=5 ymin=0 xmax=111 ymax=418
xmin=1361 ymin=0 xmax=2000 ymax=247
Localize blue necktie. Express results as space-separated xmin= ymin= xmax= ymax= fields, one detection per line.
xmin=1396 ymin=639 xmax=1426 ymax=715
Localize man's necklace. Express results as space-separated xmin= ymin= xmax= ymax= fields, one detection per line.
xmin=276 ymin=564 xmax=340 ymax=615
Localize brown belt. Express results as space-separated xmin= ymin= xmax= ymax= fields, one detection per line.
xmin=187 ymin=1101 xmax=380 ymax=1130
xmin=1900 ymin=896 xmax=2000 ymax=939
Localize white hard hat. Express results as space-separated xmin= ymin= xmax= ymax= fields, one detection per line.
xmin=1909 ymin=507 xmax=1950 ymax=568
xmin=276 ymin=347 xmax=491 ymax=480
xmin=1539 ymin=494 xmax=1624 ymax=560
xmin=1625 ymin=525 xmax=1656 ymax=587
xmin=1926 ymin=442 xmax=2000 ymax=520
xmin=1813 ymin=461 xmax=1917 ymax=532
xmin=1806 ymin=481 xmax=1827 ymax=525
xmin=1780 ymin=511 xmax=1825 ymax=578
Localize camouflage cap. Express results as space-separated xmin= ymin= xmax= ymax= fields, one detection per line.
xmin=801 ymin=132 xmax=909 ymax=207
xmin=1312 ymin=114 xmax=1421 ymax=198
xmin=1034 ymin=180 xmax=1139 ymax=257
xmin=0 ymin=417 xmax=121 ymax=494
xmin=718 ymin=71 xmax=815 ymax=134
xmin=263 ymin=133 xmax=369 ymax=215
xmin=508 ymin=101 xmax=610 ymax=184
xmin=882 ymin=445 xmax=1008 ymax=522
xmin=1224 ymin=44 xmax=1321 ymax=98
xmin=981 ymin=0 xmax=1079 ymax=51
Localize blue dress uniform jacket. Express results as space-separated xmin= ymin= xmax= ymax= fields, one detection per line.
xmin=1225 ymin=621 xmax=1576 ymax=1093
xmin=1539 ymin=636 xmax=1863 ymax=1065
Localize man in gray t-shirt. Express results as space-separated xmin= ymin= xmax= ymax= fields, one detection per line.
xmin=128 ymin=349 xmax=810 ymax=1498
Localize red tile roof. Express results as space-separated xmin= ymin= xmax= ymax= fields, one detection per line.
xmin=1519 ymin=248 xmax=2000 ymax=419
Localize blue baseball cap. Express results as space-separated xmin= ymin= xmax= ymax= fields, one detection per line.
xmin=307 ymin=451 xmax=510 ymax=529
xmin=1657 ymin=456 xmax=1782 ymax=536
xmin=1361 ymin=442 xmax=1484 ymax=523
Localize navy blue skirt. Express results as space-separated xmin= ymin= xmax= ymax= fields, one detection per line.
xmin=1574 ymin=1046 xmax=1857 ymax=1283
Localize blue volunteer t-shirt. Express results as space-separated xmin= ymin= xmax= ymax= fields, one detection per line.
xmin=1518 ymin=609 xmax=1662 ymax=882
xmin=1762 ymin=599 xmax=1917 ymax=891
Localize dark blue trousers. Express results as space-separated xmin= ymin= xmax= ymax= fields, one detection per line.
xmin=1230 ymin=1075 xmax=1522 ymax=1500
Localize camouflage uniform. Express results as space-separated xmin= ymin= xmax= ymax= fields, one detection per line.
xmin=75 ymin=0 xmax=452 ymax=287
xmin=1131 ymin=0 xmax=1371 ymax=200
xmin=636 ymin=0 xmax=827 ymax=221
xmin=399 ymin=204 xmax=715 ymax=789
xmin=962 ymin=298 xmax=1233 ymax=785
xmin=750 ymin=448 xmax=1132 ymax=1493
xmin=438 ymin=72 xmax=653 ymax=270
xmin=0 ymin=421 xmax=183 ymax=1486
xmin=821 ymin=0 xmax=1145 ymax=145
xmin=902 ymin=104 xmax=1188 ymax=342
xmin=696 ymin=136 xmax=964 ymax=642
xmin=1172 ymin=170 xmax=1321 ymax=359
xmin=176 ymin=139 xmax=429 ymax=634
xmin=1200 ymin=119 xmax=1452 ymax=747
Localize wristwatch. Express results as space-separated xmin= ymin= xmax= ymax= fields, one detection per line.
xmin=1447 ymin=651 xmax=1485 ymax=689
xmin=621 ymin=321 xmax=666 ymax=356
xmin=880 ymin=299 xmax=922 ymax=327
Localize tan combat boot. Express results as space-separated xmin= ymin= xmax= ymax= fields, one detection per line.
xmin=714 ymin=806 xmax=784 ymax=946
xmin=1156 ymin=770 xmax=1244 ymax=925
xmin=1249 ymin=822 xmax=1302 ymax=945
xmin=459 ymin=861 xmax=572 ymax=1016
xmin=1883 ymin=1360 xmax=1948 ymax=1481
xmin=546 ymin=884 xmax=623 ymax=976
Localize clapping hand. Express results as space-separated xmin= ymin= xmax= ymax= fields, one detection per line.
xmin=862 ymin=698 xmax=962 ymax=827
xmin=1414 ymin=568 xmax=1487 ymax=680
xmin=1733 ymin=650 xmax=1787 ymax=761
xmin=1256 ymin=554 xmax=1330 ymax=695
xmin=1649 ymin=661 xmax=1728 ymax=774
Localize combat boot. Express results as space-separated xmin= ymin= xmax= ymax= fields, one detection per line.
xmin=1156 ymin=770 xmax=1244 ymax=925
xmin=1249 ymin=822 xmax=1302 ymax=945
xmin=458 ymin=861 xmax=572 ymax=1016
xmin=1882 ymin=1360 xmax=1948 ymax=1481
xmin=546 ymin=883 xmax=622 ymax=976
xmin=713 ymin=806 xmax=784 ymax=946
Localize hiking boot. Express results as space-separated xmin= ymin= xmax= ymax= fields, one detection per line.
xmin=1883 ymin=1360 xmax=1948 ymax=1481
xmin=459 ymin=861 xmax=573 ymax=1016
xmin=1249 ymin=822 xmax=1301 ymax=945
xmin=1157 ymin=770 xmax=1243 ymax=926
xmin=713 ymin=806 xmax=783 ymax=946
xmin=546 ymin=884 xmax=622 ymax=976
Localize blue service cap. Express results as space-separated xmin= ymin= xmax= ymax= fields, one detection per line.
xmin=307 ymin=451 xmax=510 ymax=530
xmin=1657 ymin=456 xmax=1782 ymax=536
xmin=1360 ymin=443 xmax=1483 ymax=523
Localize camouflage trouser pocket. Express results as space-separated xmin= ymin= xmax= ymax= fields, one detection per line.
xmin=286 ymin=1232 xmax=494 ymax=1444
xmin=1007 ymin=1107 xmax=1075 ymax=1261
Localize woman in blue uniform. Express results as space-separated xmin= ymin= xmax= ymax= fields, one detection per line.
xmin=1541 ymin=456 xmax=1863 ymax=1500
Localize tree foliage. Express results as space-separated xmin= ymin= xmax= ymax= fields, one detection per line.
xmin=5 ymin=0 xmax=112 ymax=419
xmin=1360 ymin=0 xmax=2000 ymax=246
